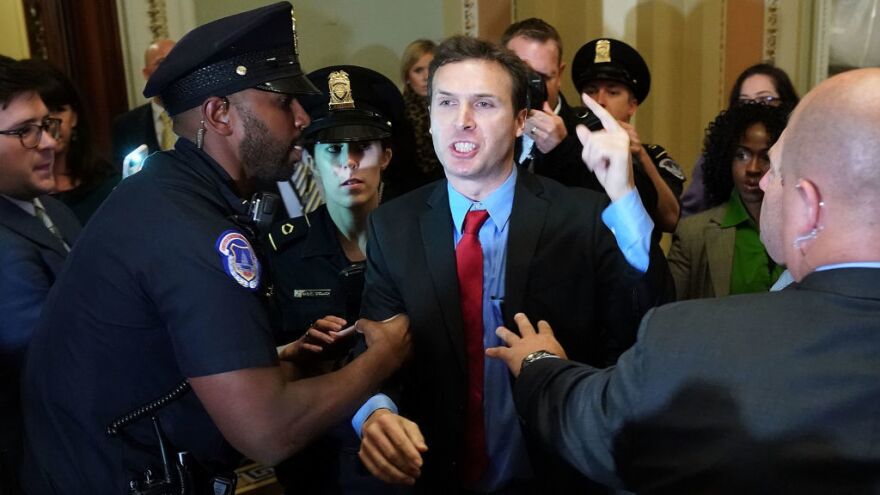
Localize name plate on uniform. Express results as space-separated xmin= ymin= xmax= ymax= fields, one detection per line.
xmin=293 ymin=289 xmax=331 ymax=298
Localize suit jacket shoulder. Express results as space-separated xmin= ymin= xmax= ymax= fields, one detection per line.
xmin=668 ymin=204 xmax=733 ymax=299
xmin=517 ymin=268 xmax=880 ymax=492
xmin=0 ymin=196 xmax=78 ymax=358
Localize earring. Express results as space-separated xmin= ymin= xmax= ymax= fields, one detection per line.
xmin=196 ymin=119 xmax=206 ymax=149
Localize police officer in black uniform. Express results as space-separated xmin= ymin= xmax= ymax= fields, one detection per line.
xmin=571 ymin=38 xmax=686 ymax=236
xmin=20 ymin=3 xmax=410 ymax=493
xmin=266 ymin=65 xmax=407 ymax=494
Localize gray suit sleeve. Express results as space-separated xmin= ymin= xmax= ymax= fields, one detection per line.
xmin=514 ymin=310 xmax=653 ymax=488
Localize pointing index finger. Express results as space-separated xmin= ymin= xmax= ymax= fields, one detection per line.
xmin=581 ymin=93 xmax=622 ymax=133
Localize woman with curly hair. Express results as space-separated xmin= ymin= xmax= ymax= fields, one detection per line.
xmin=668 ymin=103 xmax=788 ymax=300
xmin=681 ymin=62 xmax=799 ymax=216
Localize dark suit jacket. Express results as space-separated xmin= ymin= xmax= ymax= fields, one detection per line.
xmin=362 ymin=172 xmax=669 ymax=492
xmin=112 ymin=103 xmax=159 ymax=172
xmin=0 ymin=195 xmax=79 ymax=487
xmin=516 ymin=268 xmax=880 ymax=493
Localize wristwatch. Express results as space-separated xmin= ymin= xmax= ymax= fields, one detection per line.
xmin=520 ymin=350 xmax=560 ymax=372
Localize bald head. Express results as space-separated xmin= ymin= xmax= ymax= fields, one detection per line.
xmin=784 ymin=69 xmax=880 ymax=216
xmin=763 ymin=68 xmax=880 ymax=280
xmin=143 ymin=39 xmax=176 ymax=81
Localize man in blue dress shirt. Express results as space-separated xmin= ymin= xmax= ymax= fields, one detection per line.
xmin=351 ymin=36 xmax=670 ymax=493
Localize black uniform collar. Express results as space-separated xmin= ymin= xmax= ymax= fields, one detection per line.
xmin=173 ymin=138 xmax=250 ymax=216
xmin=299 ymin=205 xmax=346 ymax=259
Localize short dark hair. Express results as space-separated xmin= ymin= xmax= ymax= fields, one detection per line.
xmin=729 ymin=63 xmax=800 ymax=112
xmin=428 ymin=35 xmax=530 ymax=115
xmin=501 ymin=18 xmax=563 ymax=63
xmin=0 ymin=58 xmax=42 ymax=110
xmin=702 ymin=103 xmax=789 ymax=207
xmin=16 ymin=59 xmax=113 ymax=187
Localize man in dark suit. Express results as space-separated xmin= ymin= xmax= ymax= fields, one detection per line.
xmin=490 ymin=67 xmax=880 ymax=493
xmin=353 ymin=36 xmax=668 ymax=493
xmin=0 ymin=59 xmax=80 ymax=493
xmin=111 ymin=38 xmax=176 ymax=170
xmin=501 ymin=18 xmax=598 ymax=190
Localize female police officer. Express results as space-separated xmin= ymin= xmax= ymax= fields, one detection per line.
xmin=267 ymin=65 xmax=408 ymax=494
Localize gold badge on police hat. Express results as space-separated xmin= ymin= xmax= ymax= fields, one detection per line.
xmin=595 ymin=39 xmax=611 ymax=63
xmin=328 ymin=70 xmax=355 ymax=110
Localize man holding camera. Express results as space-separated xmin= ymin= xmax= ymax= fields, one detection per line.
xmin=502 ymin=18 xmax=600 ymax=189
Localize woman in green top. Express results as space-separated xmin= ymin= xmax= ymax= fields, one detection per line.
xmin=668 ymin=103 xmax=788 ymax=300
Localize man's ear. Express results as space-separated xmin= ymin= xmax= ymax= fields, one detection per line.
xmin=627 ymin=95 xmax=638 ymax=121
xmin=202 ymin=96 xmax=233 ymax=137
xmin=794 ymin=178 xmax=823 ymax=235
xmin=514 ymin=108 xmax=528 ymax=137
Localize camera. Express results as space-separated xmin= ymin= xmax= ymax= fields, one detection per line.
xmin=526 ymin=70 xmax=547 ymax=111
xmin=577 ymin=108 xmax=605 ymax=132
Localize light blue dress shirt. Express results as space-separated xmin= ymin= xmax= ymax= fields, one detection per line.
xmin=352 ymin=167 xmax=653 ymax=490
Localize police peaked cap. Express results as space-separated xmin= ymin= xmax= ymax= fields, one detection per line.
xmin=143 ymin=1 xmax=319 ymax=116
xmin=300 ymin=65 xmax=403 ymax=144
xmin=571 ymin=38 xmax=651 ymax=104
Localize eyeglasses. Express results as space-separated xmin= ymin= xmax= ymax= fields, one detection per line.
xmin=738 ymin=95 xmax=781 ymax=106
xmin=0 ymin=118 xmax=62 ymax=149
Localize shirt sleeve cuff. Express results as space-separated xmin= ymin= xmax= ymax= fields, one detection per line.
xmin=352 ymin=393 xmax=398 ymax=438
xmin=601 ymin=188 xmax=653 ymax=273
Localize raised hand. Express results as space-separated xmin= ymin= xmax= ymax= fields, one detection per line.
xmin=575 ymin=94 xmax=635 ymax=202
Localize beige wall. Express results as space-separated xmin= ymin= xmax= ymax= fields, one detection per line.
xmin=194 ymin=0 xmax=447 ymax=89
xmin=0 ymin=0 xmax=31 ymax=59
xmin=509 ymin=0 xmax=817 ymax=184
xmin=118 ymin=0 xmax=818 ymax=181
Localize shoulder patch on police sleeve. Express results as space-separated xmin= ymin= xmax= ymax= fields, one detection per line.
xmin=215 ymin=230 xmax=261 ymax=290
xmin=267 ymin=216 xmax=310 ymax=252
xmin=644 ymin=144 xmax=686 ymax=182
xmin=658 ymin=157 xmax=686 ymax=181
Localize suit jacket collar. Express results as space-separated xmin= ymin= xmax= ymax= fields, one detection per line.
xmin=421 ymin=181 xmax=468 ymax=373
xmin=794 ymin=268 xmax=880 ymax=300
xmin=504 ymin=173 xmax=549 ymax=324
xmin=419 ymin=173 xmax=550 ymax=373
xmin=0 ymin=196 xmax=72 ymax=257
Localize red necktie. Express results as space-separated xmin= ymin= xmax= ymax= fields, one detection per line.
xmin=456 ymin=209 xmax=491 ymax=486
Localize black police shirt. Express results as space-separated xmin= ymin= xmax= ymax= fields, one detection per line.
xmin=267 ymin=204 xmax=365 ymax=345
xmin=21 ymin=138 xmax=278 ymax=492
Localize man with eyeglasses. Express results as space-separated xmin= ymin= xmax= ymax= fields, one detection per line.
xmin=0 ymin=58 xmax=81 ymax=494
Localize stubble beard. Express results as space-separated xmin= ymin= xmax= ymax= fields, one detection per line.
xmin=238 ymin=108 xmax=298 ymax=182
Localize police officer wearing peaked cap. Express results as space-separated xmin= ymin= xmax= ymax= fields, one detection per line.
xmin=267 ymin=66 xmax=407 ymax=493
xmin=571 ymin=38 xmax=685 ymax=237
xmin=21 ymin=4 xmax=411 ymax=493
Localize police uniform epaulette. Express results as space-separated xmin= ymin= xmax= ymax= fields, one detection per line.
xmin=267 ymin=215 xmax=310 ymax=252
xmin=644 ymin=144 xmax=685 ymax=181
